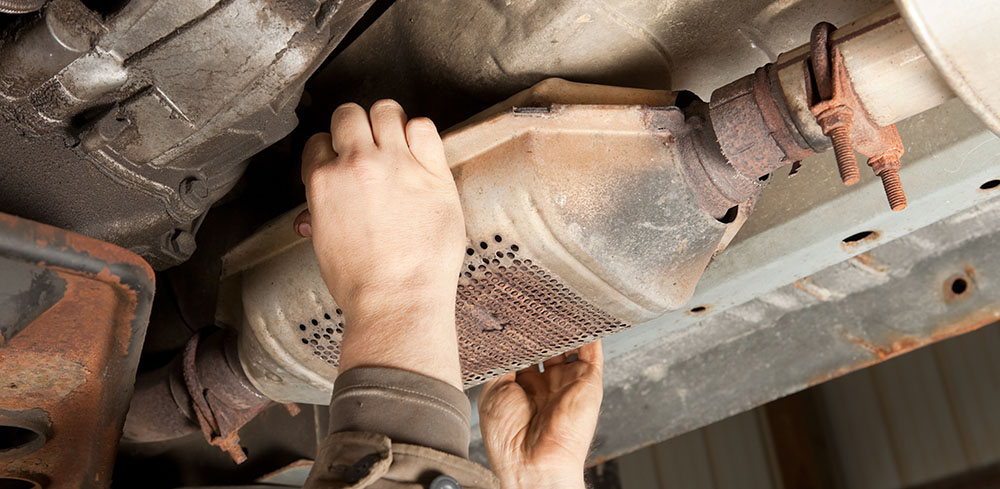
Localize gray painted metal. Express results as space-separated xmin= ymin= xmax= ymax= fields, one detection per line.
xmin=584 ymin=165 xmax=1000 ymax=464
xmin=615 ymin=321 xmax=1000 ymax=489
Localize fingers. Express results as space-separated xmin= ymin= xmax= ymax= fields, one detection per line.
xmin=405 ymin=117 xmax=449 ymax=176
xmin=578 ymin=340 xmax=604 ymax=376
xmin=480 ymin=372 xmax=517 ymax=404
xmin=515 ymin=366 xmax=547 ymax=398
xmin=301 ymin=133 xmax=336 ymax=184
xmin=293 ymin=209 xmax=312 ymax=238
xmin=542 ymin=354 xmax=566 ymax=369
xmin=369 ymin=99 xmax=409 ymax=150
xmin=330 ymin=103 xmax=374 ymax=155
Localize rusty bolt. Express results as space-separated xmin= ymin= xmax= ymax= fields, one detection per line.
xmin=869 ymin=154 xmax=907 ymax=211
xmin=814 ymin=105 xmax=861 ymax=186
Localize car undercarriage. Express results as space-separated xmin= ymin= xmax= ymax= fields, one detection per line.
xmin=1 ymin=0 xmax=999 ymax=487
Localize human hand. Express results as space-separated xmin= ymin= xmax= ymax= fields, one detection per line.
xmin=478 ymin=340 xmax=604 ymax=489
xmin=298 ymin=100 xmax=465 ymax=388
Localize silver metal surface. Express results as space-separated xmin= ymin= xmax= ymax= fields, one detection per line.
xmin=463 ymin=97 xmax=1000 ymax=460
xmin=310 ymin=0 xmax=892 ymax=129
xmin=896 ymin=0 xmax=1000 ymax=136
xmin=835 ymin=5 xmax=953 ymax=127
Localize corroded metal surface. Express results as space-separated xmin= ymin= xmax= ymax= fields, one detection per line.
xmin=810 ymin=21 xmax=908 ymax=210
xmin=123 ymin=330 xmax=271 ymax=464
xmin=0 ymin=213 xmax=154 ymax=488
xmin=709 ymin=66 xmax=815 ymax=180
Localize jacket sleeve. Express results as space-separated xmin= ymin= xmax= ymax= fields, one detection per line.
xmin=303 ymin=367 xmax=499 ymax=489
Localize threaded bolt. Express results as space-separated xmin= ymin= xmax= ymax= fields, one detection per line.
xmin=828 ymin=126 xmax=860 ymax=185
xmin=879 ymin=167 xmax=907 ymax=211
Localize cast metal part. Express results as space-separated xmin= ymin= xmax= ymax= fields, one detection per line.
xmin=0 ymin=212 xmax=154 ymax=489
xmin=219 ymin=81 xmax=764 ymax=403
xmin=0 ymin=0 xmax=374 ymax=269
xmin=123 ymin=330 xmax=273 ymax=464
xmin=0 ymin=0 xmax=44 ymax=14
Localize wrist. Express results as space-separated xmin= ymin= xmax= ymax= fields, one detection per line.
xmin=336 ymin=287 xmax=463 ymax=390
xmin=496 ymin=465 xmax=587 ymax=489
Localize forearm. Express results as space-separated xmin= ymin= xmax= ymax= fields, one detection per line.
xmin=336 ymin=285 xmax=463 ymax=391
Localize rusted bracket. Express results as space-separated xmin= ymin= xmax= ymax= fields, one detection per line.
xmin=0 ymin=212 xmax=154 ymax=489
xmin=809 ymin=22 xmax=907 ymax=211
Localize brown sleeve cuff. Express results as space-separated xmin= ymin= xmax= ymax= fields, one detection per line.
xmin=303 ymin=432 xmax=499 ymax=489
xmin=329 ymin=367 xmax=471 ymax=458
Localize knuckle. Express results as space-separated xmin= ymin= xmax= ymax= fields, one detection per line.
xmin=334 ymin=102 xmax=362 ymax=113
xmin=408 ymin=117 xmax=436 ymax=131
xmin=371 ymin=99 xmax=402 ymax=113
xmin=304 ymin=164 xmax=335 ymax=185
xmin=339 ymin=149 xmax=370 ymax=168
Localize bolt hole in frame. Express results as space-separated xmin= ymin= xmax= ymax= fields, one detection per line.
xmin=0 ymin=477 xmax=39 ymax=489
xmin=950 ymin=277 xmax=969 ymax=295
xmin=943 ymin=272 xmax=974 ymax=303
xmin=687 ymin=305 xmax=709 ymax=315
xmin=717 ymin=205 xmax=739 ymax=224
xmin=980 ymin=179 xmax=1000 ymax=190
xmin=0 ymin=426 xmax=41 ymax=454
xmin=841 ymin=230 xmax=878 ymax=244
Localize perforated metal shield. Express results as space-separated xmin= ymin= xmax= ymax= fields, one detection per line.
xmin=225 ymin=87 xmax=759 ymax=403
xmin=455 ymin=237 xmax=628 ymax=385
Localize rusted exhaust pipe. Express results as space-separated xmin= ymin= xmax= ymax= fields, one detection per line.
xmin=123 ymin=329 xmax=271 ymax=464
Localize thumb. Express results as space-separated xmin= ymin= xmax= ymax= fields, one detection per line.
xmin=293 ymin=209 xmax=312 ymax=238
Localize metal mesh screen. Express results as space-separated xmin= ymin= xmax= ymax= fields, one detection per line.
xmin=456 ymin=234 xmax=629 ymax=386
xmin=289 ymin=234 xmax=629 ymax=387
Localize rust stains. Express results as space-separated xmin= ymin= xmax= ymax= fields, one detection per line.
xmin=840 ymin=330 xmax=921 ymax=362
xmin=943 ymin=271 xmax=975 ymax=304
xmin=0 ymin=213 xmax=154 ymax=488
xmin=810 ymin=22 xmax=907 ymax=211
xmin=849 ymin=252 xmax=888 ymax=275
xmin=808 ymin=306 xmax=1000 ymax=388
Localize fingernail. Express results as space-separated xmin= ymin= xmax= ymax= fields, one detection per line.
xmin=296 ymin=222 xmax=312 ymax=238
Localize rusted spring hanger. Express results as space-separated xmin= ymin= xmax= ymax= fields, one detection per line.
xmin=809 ymin=22 xmax=907 ymax=211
